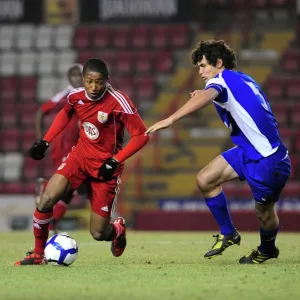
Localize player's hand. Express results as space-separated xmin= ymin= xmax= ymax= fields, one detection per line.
xmin=28 ymin=140 xmax=49 ymax=160
xmin=98 ymin=158 xmax=119 ymax=181
xmin=145 ymin=117 xmax=173 ymax=134
xmin=190 ymin=90 xmax=204 ymax=97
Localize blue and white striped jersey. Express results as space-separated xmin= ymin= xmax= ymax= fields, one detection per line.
xmin=205 ymin=69 xmax=284 ymax=161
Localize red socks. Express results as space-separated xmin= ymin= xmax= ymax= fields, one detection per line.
xmin=33 ymin=209 xmax=53 ymax=255
xmin=49 ymin=201 xmax=68 ymax=230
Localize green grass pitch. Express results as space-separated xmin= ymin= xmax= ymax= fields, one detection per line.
xmin=0 ymin=231 xmax=299 ymax=300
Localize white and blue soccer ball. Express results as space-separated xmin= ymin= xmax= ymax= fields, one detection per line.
xmin=45 ymin=233 xmax=78 ymax=266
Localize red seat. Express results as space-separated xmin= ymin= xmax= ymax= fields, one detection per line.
xmin=74 ymin=27 xmax=90 ymax=49
xmin=169 ymin=25 xmax=189 ymax=48
xmin=151 ymin=26 xmax=169 ymax=48
xmin=282 ymin=59 xmax=299 ymax=73
xmin=132 ymin=25 xmax=149 ymax=48
xmin=115 ymin=78 xmax=135 ymax=98
xmin=264 ymin=75 xmax=285 ymax=99
xmin=272 ymin=103 xmax=288 ymax=126
xmin=155 ymin=51 xmax=173 ymax=73
xmin=19 ymin=103 xmax=38 ymax=127
xmin=112 ymin=28 xmax=130 ymax=48
xmin=23 ymin=182 xmax=36 ymax=194
xmin=282 ymin=181 xmax=300 ymax=197
xmin=1 ymin=104 xmax=18 ymax=127
xmin=136 ymin=77 xmax=155 ymax=99
xmin=20 ymin=77 xmax=37 ymax=102
xmin=0 ymin=77 xmax=18 ymax=102
xmin=223 ymin=181 xmax=240 ymax=198
xmin=21 ymin=129 xmax=36 ymax=152
xmin=0 ymin=182 xmax=23 ymax=194
xmin=115 ymin=52 xmax=134 ymax=74
xmin=286 ymin=77 xmax=300 ymax=98
xmin=23 ymin=157 xmax=40 ymax=180
xmin=99 ymin=52 xmax=114 ymax=74
xmin=290 ymin=107 xmax=300 ymax=125
xmin=93 ymin=27 xmax=110 ymax=48
xmin=136 ymin=51 xmax=153 ymax=73
xmin=279 ymin=128 xmax=296 ymax=152
xmin=77 ymin=50 xmax=94 ymax=65
xmin=1 ymin=129 xmax=21 ymax=151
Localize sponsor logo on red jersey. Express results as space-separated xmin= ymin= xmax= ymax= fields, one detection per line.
xmin=82 ymin=122 xmax=99 ymax=140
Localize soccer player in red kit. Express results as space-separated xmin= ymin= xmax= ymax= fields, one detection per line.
xmin=34 ymin=64 xmax=83 ymax=233
xmin=15 ymin=59 xmax=149 ymax=265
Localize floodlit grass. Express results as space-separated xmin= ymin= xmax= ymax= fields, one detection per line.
xmin=1 ymin=231 xmax=299 ymax=300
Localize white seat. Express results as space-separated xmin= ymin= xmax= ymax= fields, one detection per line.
xmin=3 ymin=152 xmax=23 ymax=181
xmin=19 ymin=51 xmax=36 ymax=76
xmin=36 ymin=25 xmax=53 ymax=49
xmin=38 ymin=76 xmax=58 ymax=102
xmin=0 ymin=26 xmax=16 ymax=50
xmin=0 ymin=52 xmax=18 ymax=75
xmin=37 ymin=51 xmax=56 ymax=75
xmin=15 ymin=25 xmax=35 ymax=50
xmin=54 ymin=25 xmax=74 ymax=49
xmin=56 ymin=50 xmax=76 ymax=74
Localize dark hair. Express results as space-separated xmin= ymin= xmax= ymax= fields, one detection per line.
xmin=191 ymin=40 xmax=237 ymax=69
xmin=83 ymin=58 xmax=109 ymax=79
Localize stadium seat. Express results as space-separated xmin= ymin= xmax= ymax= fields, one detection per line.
xmin=21 ymin=130 xmax=36 ymax=153
xmin=15 ymin=25 xmax=35 ymax=50
xmin=93 ymin=27 xmax=110 ymax=48
xmin=3 ymin=152 xmax=23 ymax=181
xmin=0 ymin=26 xmax=16 ymax=50
xmin=37 ymin=77 xmax=58 ymax=102
xmin=136 ymin=77 xmax=156 ymax=99
xmin=112 ymin=27 xmax=130 ymax=48
xmin=20 ymin=77 xmax=37 ymax=102
xmin=113 ymin=78 xmax=135 ymax=98
xmin=23 ymin=156 xmax=40 ymax=181
xmin=100 ymin=52 xmax=115 ymax=74
xmin=77 ymin=50 xmax=94 ymax=65
xmin=264 ymin=75 xmax=284 ymax=99
xmin=1 ymin=104 xmax=18 ymax=127
xmin=286 ymin=77 xmax=300 ymax=98
xmin=279 ymin=127 xmax=295 ymax=152
xmin=23 ymin=182 xmax=36 ymax=194
xmin=169 ymin=25 xmax=190 ymax=48
xmin=56 ymin=50 xmax=76 ymax=75
xmin=0 ymin=52 xmax=17 ymax=76
xmin=151 ymin=26 xmax=169 ymax=48
xmin=74 ymin=27 xmax=90 ymax=49
xmin=0 ymin=77 xmax=18 ymax=102
xmin=132 ymin=25 xmax=149 ymax=48
xmin=282 ymin=181 xmax=300 ymax=197
xmin=19 ymin=103 xmax=38 ymax=128
xmin=155 ymin=51 xmax=173 ymax=73
xmin=272 ymin=103 xmax=288 ymax=126
xmin=36 ymin=25 xmax=53 ymax=49
xmin=54 ymin=25 xmax=74 ymax=49
xmin=37 ymin=51 xmax=56 ymax=75
xmin=115 ymin=52 xmax=134 ymax=74
xmin=0 ymin=182 xmax=23 ymax=194
xmin=136 ymin=51 xmax=153 ymax=73
xmin=19 ymin=51 xmax=36 ymax=76
xmin=1 ymin=129 xmax=21 ymax=152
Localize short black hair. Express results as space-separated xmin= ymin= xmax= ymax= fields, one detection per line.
xmin=191 ymin=40 xmax=237 ymax=70
xmin=83 ymin=58 xmax=109 ymax=79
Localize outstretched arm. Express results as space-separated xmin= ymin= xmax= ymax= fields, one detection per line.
xmin=44 ymin=105 xmax=74 ymax=143
xmin=146 ymin=88 xmax=219 ymax=134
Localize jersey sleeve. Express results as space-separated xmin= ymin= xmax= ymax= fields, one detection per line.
xmin=40 ymin=88 xmax=70 ymax=114
xmin=205 ymin=77 xmax=224 ymax=94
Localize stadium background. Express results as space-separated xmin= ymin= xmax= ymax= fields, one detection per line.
xmin=0 ymin=0 xmax=299 ymax=232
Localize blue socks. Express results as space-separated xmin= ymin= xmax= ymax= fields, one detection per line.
xmin=258 ymin=227 xmax=278 ymax=254
xmin=205 ymin=191 xmax=235 ymax=236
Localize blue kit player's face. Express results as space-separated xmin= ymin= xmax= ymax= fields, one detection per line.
xmin=197 ymin=55 xmax=225 ymax=83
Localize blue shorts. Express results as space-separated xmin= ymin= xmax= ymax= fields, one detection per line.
xmin=222 ymin=145 xmax=291 ymax=204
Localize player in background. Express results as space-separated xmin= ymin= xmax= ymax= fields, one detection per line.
xmin=146 ymin=40 xmax=291 ymax=264
xmin=34 ymin=64 xmax=83 ymax=233
xmin=15 ymin=58 xmax=149 ymax=265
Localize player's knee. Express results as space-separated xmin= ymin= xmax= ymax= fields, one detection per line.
xmin=37 ymin=192 xmax=56 ymax=212
xmin=196 ymin=172 xmax=210 ymax=192
xmin=90 ymin=230 xmax=105 ymax=241
xmin=255 ymin=208 xmax=274 ymax=225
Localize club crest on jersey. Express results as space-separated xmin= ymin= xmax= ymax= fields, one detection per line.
xmin=97 ymin=111 xmax=108 ymax=123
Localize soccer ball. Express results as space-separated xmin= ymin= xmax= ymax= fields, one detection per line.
xmin=45 ymin=233 xmax=78 ymax=266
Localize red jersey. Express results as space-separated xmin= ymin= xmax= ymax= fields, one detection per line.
xmin=41 ymin=85 xmax=79 ymax=161
xmin=65 ymin=84 xmax=147 ymax=164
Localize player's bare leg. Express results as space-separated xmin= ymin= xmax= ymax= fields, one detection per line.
xmin=90 ymin=212 xmax=127 ymax=257
xmin=35 ymin=177 xmax=47 ymax=206
xmin=15 ymin=174 xmax=71 ymax=266
xmin=239 ymin=202 xmax=279 ymax=264
xmin=196 ymin=155 xmax=241 ymax=259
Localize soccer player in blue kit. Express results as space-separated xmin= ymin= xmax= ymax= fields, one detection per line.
xmin=146 ymin=40 xmax=291 ymax=264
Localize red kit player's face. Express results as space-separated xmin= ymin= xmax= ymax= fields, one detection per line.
xmin=83 ymin=71 xmax=107 ymax=99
